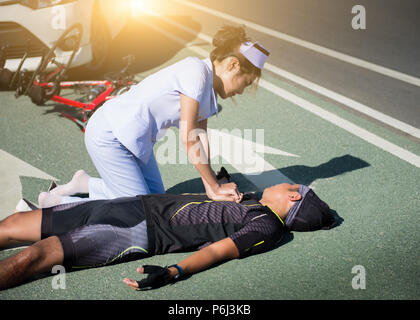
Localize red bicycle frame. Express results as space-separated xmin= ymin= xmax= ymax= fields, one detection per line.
xmin=33 ymin=78 xmax=134 ymax=131
xmin=8 ymin=23 xmax=137 ymax=132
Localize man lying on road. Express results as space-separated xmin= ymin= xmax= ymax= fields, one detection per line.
xmin=0 ymin=170 xmax=336 ymax=291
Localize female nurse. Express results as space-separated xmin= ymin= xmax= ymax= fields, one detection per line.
xmin=38 ymin=25 xmax=270 ymax=208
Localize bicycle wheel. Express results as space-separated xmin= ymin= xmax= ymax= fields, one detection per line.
xmin=25 ymin=23 xmax=83 ymax=105
xmin=0 ymin=68 xmax=13 ymax=89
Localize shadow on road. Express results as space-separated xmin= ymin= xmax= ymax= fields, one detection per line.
xmin=166 ymin=154 xmax=370 ymax=195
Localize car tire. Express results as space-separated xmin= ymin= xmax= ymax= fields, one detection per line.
xmin=0 ymin=68 xmax=13 ymax=89
xmin=86 ymin=13 xmax=111 ymax=71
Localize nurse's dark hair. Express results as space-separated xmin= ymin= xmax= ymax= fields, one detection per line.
xmin=210 ymin=25 xmax=262 ymax=80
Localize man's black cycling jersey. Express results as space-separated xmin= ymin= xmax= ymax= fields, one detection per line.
xmin=42 ymin=193 xmax=286 ymax=266
xmin=140 ymin=193 xmax=286 ymax=257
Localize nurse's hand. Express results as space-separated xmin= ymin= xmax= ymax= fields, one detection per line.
xmin=207 ymin=182 xmax=243 ymax=203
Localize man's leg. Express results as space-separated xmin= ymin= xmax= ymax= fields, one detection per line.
xmin=0 ymin=236 xmax=63 ymax=290
xmin=0 ymin=209 xmax=42 ymax=248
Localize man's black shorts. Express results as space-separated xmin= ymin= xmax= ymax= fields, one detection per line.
xmin=41 ymin=197 xmax=149 ymax=268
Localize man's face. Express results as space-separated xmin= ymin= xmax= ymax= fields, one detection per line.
xmin=262 ymin=183 xmax=302 ymax=214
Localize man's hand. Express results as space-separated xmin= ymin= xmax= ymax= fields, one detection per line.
xmin=123 ymin=265 xmax=173 ymax=290
xmin=217 ymin=176 xmax=229 ymax=184
xmin=123 ymin=238 xmax=239 ymax=292
xmin=216 ymin=167 xmax=231 ymax=184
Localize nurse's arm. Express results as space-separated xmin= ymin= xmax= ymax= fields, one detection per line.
xmin=197 ymin=118 xmax=210 ymax=162
xmin=179 ymin=94 xmax=219 ymax=189
xmin=196 ymin=119 xmax=218 ymax=189
xmin=180 ymin=94 xmax=240 ymax=202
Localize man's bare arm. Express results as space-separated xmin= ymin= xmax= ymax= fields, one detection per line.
xmin=123 ymin=237 xmax=239 ymax=290
xmin=170 ymin=237 xmax=239 ymax=277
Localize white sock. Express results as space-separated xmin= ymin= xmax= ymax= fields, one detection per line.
xmin=49 ymin=170 xmax=90 ymax=196
xmin=38 ymin=192 xmax=63 ymax=208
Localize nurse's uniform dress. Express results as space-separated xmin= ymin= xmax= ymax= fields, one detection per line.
xmin=61 ymin=57 xmax=218 ymax=204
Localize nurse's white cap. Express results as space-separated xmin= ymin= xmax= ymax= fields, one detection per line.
xmin=239 ymin=41 xmax=270 ymax=69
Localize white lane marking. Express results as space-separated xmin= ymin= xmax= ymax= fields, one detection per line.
xmin=264 ymin=63 xmax=420 ymax=139
xmin=140 ymin=19 xmax=420 ymax=168
xmin=207 ymin=129 xmax=297 ymax=189
xmin=147 ymin=11 xmax=420 ymax=139
xmin=175 ymin=0 xmax=420 ymax=88
xmin=259 ymin=79 xmax=420 ymax=168
xmin=0 ymin=150 xmax=58 ymax=220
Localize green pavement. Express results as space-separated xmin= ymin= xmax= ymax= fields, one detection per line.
xmin=0 ymin=44 xmax=419 ymax=300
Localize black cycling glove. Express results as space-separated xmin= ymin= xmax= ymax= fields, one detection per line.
xmin=136 ymin=265 xmax=172 ymax=290
xmin=216 ymin=166 xmax=231 ymax=182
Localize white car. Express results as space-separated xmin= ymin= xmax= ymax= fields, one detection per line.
xmin=0 ymin=0 xmax=130 ymax=72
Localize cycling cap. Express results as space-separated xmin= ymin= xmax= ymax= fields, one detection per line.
xmin=285 ymin=185 xmax=336 ymax=231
